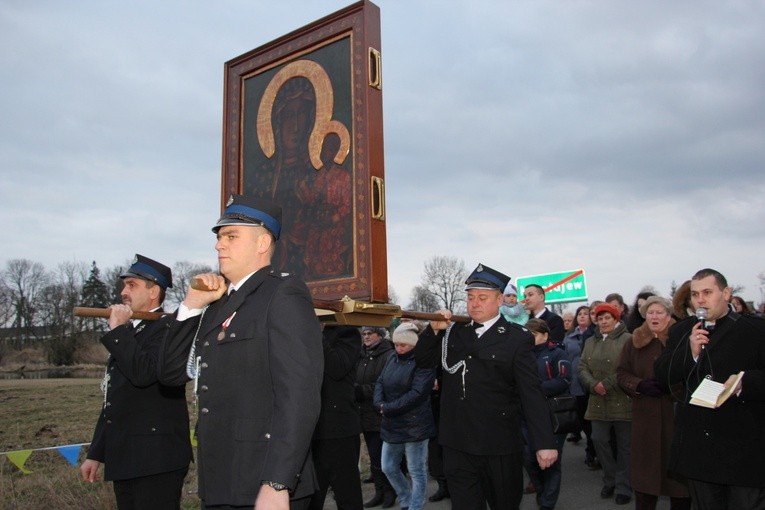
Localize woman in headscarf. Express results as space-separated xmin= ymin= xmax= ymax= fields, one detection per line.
xmin=616 ymin=296 xmax=690 ymax=510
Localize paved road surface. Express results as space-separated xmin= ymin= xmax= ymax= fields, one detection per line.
xmin=324 ymin=437 xmax=674 ymax=509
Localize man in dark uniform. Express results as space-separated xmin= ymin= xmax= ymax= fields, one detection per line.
xmin=81 ymin=254 xmax=192 ymax=510
xmin=158 ymin=194 xmax=323 ymax=510
xmin=414 ymin=264 xmax=558 ymax=510
xmin=308 ymin=325 xmax=364 ymax=510
xmin=654 ymin=268 xmax=765 ymax=510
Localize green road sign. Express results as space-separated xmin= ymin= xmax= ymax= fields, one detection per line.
xmin=517 ymin=269 xmax=588 ymax=304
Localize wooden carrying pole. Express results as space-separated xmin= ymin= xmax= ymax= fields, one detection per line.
xmin=73 ymin=307 xmax=169 ymax=321
xmin=73 ymin=277 xmax=472 ymax=325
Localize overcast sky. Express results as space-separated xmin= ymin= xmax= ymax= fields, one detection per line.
xmin=2 ymin=0 xmax=764 ymax=310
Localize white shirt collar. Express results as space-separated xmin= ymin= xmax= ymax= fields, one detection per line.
xmin=229 ymin=270 xmax=258 ymax=294
xmin=473 ymin=313 xmax=501 ymax=337
xmin=131 ymin=306 xmax=161 ymax=327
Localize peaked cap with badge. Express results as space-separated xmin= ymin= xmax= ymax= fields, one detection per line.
xmin=213 ymin=194 xmax=283 ymax=240
xmin=464 ymin=263 xmax=511 ymax=292
xmin=120 ymin=254 xmax=173 ymax=289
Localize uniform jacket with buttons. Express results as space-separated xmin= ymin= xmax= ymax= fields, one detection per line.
xmin=159 ymin=266 xmax=323 ymax=506
xmin=578 ymin=321 xmax=632 ymax=421
xmin=414 ymin=316 xmax=556 ymax=456
xmin=88 ymin=313 xmax=192 ymax=481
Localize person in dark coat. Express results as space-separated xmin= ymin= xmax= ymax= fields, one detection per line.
xmin=158 ymin=195 xmax=323 ymax=510
xmin=355 ymin=326 xmax=396 ymax=508
xmin=654 ymin=268 xmax=765 ymax=510
xmin=81 ymin=254 xmax=192 ymax=510
xmin=523 ymin=284 xmax=566 ymax=344
xmin=523 ymin=319 xmax=572 ymax=510
xmin=308 ymin=325 xmax=364 ymax=510
xmin=374 ymin=322 xmax=437 ymax=510
xmin=578 ymin=303 xmax=633 ymax=505
xmin=427 ymin=363 xmax=449 ymax=502
xmin=617 ymin=296 xmax=690 ymax=510
xmin=414 ymin=263 xmax=558 ymax=510
xmin=562 ymin=305 xmax=596 ymax=462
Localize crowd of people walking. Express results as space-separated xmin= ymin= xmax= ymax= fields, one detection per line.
xmin=344 ymin=271 xmax=765 ymax=510
xmin=82 ymin=194 xmax=765 ymax=510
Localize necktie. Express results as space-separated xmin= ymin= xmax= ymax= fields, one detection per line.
xmin=471 ymin=322 xmax=483 ymax=330
xmin=186 ymin=290 xmax=236 ymax=378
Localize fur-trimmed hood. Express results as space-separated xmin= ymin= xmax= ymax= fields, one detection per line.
xmin=631 ymin=317 xmax=676 ymax=349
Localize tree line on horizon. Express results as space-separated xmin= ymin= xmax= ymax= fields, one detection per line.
xmin=1 ymin=255 xmax=760 ymax=366
xmin=0 ymin=258 xmax=212 ymax=365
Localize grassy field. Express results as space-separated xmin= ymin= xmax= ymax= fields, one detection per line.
xmin=0 ymin=378 xmax=200 ymax=510
xmin=0 ymin=377 xmax=373 ymax=509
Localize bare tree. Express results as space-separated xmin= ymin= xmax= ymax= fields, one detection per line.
xmin=407 ymin=285 xmax=440 ymax=312
xmin=387 ymin=285 xmax=399 ymax=306
xmin=0 ymin=279 xmax=13 ymax=328
xmin=420 ymin=256 xmax=468 ymax=313
xmin=166 ymin=261 xmax=214 ymax=310
xmin=2 ymin=259 xmax=49 ymax=348
xmin=39 ymin=261 xmax=88 ymax=364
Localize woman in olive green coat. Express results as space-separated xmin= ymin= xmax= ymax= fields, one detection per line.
xmin=578 ymin=303 xmax=633 ymax=505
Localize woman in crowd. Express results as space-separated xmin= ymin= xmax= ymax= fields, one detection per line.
xmin=731 ymin=295 xmax=753 ymax=315
xmin=617 ymin=296 xmax=691 ymax=510
xmin=562 ymin=305 xmax=597 ymax=464
xmin=355 ymin=326 xmax=396 ymax=508
xmin=562 ymin=311 xmax=575 ymax=334
xmin=578 ymin=303 xmax=633 ymax=505
xmin=374 ymin=322 xmax=436 ymax=510
xmin=672 ymin=280 xmax=692 ymax=320
xmin=624 ymin=291 xmax=655 ymax=332
xmin=524 ymin=319 xmax=572 ymax=510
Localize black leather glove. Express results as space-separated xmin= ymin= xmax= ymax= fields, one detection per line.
xmin=636 ymin=378 xmax=664 ymax=397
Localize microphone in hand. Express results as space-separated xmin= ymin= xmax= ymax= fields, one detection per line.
xmin=695 ymin=308 xmax=708 ymax=349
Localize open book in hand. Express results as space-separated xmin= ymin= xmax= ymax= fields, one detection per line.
xmin=689 ymin=371 xmax=745 ymax=409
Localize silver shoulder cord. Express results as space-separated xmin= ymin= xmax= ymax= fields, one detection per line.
xmin=100 ymin=358 xmax=111 ymax=408
xmin=185 ymin=307 xmax=208 ymax=400
xmin=441 ymin=323 xmax=468 ymax=398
